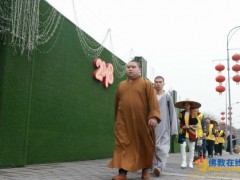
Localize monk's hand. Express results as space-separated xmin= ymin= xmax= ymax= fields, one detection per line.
xmin=148 ymin=118 xmax=158 ymax=127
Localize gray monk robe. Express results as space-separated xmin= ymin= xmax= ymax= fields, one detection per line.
xmin=108 ymin=77 xmax=160 ymax=172
xmin=153 ymin=92 xmax=178 ymax=170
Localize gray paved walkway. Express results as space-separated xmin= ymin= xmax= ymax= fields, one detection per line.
xmin=0 ymin=152 xmax=239 ymax=180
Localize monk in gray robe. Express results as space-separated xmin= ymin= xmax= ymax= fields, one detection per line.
xmin=152 ymin=76 xmax=178 ymax=177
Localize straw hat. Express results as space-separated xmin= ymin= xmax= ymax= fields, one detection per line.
xmin=174 ymin=98 xmax=201 ymax=109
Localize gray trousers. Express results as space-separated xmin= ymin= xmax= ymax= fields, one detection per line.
xmin=153 ymin=130 xmax=170 ymax=171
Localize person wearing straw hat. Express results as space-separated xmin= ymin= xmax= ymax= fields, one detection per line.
xmin=213 ymin=124 xmax=219 ymax=156
xmin=175 ymin=98 xmax=200 ymax=168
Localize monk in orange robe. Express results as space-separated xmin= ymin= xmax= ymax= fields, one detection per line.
xmin=108 ymin=59 xmax=161 ymax=180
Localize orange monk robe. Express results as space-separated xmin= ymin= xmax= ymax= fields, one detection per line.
xmin=108 ymin=77 xmax=160 ymax=172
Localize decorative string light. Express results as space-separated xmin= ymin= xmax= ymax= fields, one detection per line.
xmin=36 ymin=7 xmax=64 ymax=54
xmin=72 ymin=0 xmax=126 ymax=78
xmin=0 ymin=0 xmax=11 ymax=43
xmin=72 ymin=0 xmax=106 ymax=60
xmin=0 ymin=0 xmax=63 ymax=57
xmin=0 ymin=0 xmax=132 ymax=79
xmin=109 ymin=31 xmax=126 ymax=78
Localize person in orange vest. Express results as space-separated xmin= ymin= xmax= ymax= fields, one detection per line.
xmin=217 ymin=125 xmax=225 ymax=156
xmin=213 ymin=124 xmax=219 ymax=156
xmin=193 ymin=108 xmax=206 ymax=165
xmin=206 ymin=118 xmax=216 ymax=158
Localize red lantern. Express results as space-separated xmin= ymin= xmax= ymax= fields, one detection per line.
xmin=232 ymin=64 xmax=240 ymax=72
xmin=215 ymin=63 xmax=225 ymax=72
xmin=232 ymin=74 xmax=240 ymax=84
xmin=215 ymin=75 xmax=225 ymax=83
xmin=215 ymin=85 xmax=225 ymax=94
xmin=221 ymin=122 xmax=226 ymax=126
xmin=232 ymin=53 xmax=240 ymax=61
xmin=220 ymin=111 xmax=225 ymax=115
xmin=221 ymin=116 xmax=225 ymax=120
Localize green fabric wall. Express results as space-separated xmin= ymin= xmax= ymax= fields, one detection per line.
xmin=0 ymin=35 xmax=33 ymax=167
xmin=0 ymin=1 xmax=126 ymax=167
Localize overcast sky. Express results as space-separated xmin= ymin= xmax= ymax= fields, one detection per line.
xmin=46 ymin=0 xmax=240 ymax=129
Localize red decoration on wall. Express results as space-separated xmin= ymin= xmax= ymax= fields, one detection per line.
xmin=215 ymin=63 xmax=225 ymax=72
xmin=221 ymin=117 xmax=225 ymax=120
xmin=220 ymin=111 xmax=225 ymax=115
xmin=93 ymin=58 xmax=106 ymax=81
xmin=93 ymin=58 xmax=114 ymax=88
xmin=215 ymin=75 xmax=225 ymax=83
xmin=232 ymin=64 xmax=240 ymax=72
xmin=103 ymin=63 xmax=114 ymax=88
xmin=215 ymin=85 xmax=225 ymax=94
xmin=232 ymin=74 xmax=240 ymax=84
xmin=221 ymin=122 xmax=226 ymax=126
xmin=232 ymin=53 xmax=240 ymax=61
